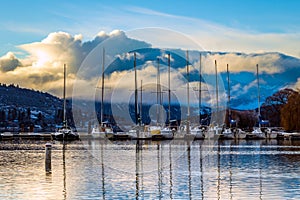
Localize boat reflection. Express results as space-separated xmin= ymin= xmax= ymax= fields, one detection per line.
xmin=83 ymin=139 xmax=300 ymax=199
xmin=1 ymin=139 xmax=300 ymax=199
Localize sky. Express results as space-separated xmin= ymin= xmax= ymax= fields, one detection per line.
xmin=0 ymin=0 xmax=300 ymax=99
xmin=1 ymin=0 xmax=300 ymax=56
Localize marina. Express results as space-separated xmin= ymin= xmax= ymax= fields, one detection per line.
xmin=1 ymin=127 xmax=300 ymax=141
xmin=0 ymin=1 xmax=300 ymax=200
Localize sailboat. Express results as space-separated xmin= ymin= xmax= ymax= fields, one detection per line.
xmin=204 ymin=60 xmax=220 ymax=139
xmin=53 ymin=64 xmax=79 ymax=141
xmin=250 ymin=64 xmax=266 ymax=139
xmin=151 ymin=57 xmax=173 ymax=140
xmin=91 ymin=48 xmax=113 ymax=139
xmin=127 ymin=53 xmax=152 ymax=140
xmin=180 ymin=50 xmax=198 ymax=140
xmin=161 ymin=53 xmax=174 ymax=139
xmin=189 ymin=53 xmax=205 ymax=140
xmin=221 ymin=64 xmax=235 ymax=139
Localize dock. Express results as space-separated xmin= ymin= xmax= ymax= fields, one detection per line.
xmin=2 ymin=130 xmax=300 ymax=142
xmin=0 ymin=132 xmax=53 ymax=141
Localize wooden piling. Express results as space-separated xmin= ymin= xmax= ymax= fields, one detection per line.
xmin=45 ymin=143 xmax=52 ymax=173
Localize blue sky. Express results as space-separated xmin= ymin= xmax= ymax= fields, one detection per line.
xmin=1 ymin=0 xmax=300 ymax=56
xmin=0 ymin=0 xmax=300 ymax=100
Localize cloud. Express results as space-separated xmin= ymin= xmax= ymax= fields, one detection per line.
xmin=0 ymin=52 xmax=23 ymax=72
xmin=0 ymin=30 xmax=152 ymax=98
xmin=120 ymin=7 xmax=300 ymax=58
xmin=291 ymin=78 xmax=300 ymax=91
xmin=28 ymin=73 xmax=61 ymax=85
xmin=19 ymin=31 xmax=84 ymax=73
xmin=203 ymin=52 xmax=284 ymax=74
xmin=1 ymin=29 xmax=300 ymax=105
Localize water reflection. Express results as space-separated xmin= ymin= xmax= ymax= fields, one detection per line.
xmin=0 ymin=139 xmax=300 ymax=199
xmin=63 ymin=142 xmax=66 ymax=200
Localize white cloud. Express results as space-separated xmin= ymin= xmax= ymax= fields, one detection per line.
xmin=291 ymin=78 xmax=300 ymax=91
xmin=0 ymin=52 xmax=23 ymax=72
xmin=120 ymin=7 xmax=300 ymax=58
xmin=0 ymin=29 xmax=299 ymax=103
xmin=203 ymin=52 xmax=283 ymax=74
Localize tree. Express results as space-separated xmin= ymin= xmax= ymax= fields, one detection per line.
xmin=37 ymin=112 xmax=43 ymax=121
xmin=280 ymin=90 xmax=300 ymax=131
xmin=261 ymin=88 xmax=296 ymax=127
xmin=27 ymin=108 xmax=31 ymax=120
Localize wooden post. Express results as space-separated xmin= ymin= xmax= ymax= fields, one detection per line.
xmin=45 ymin=143 xmax=52 ymax=173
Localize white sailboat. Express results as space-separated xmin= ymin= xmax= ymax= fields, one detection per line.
xmin=205 ymin=123 xmax=220 ymax=139
xmin=53 ymin=64 xmax=79 ymax=141
xmin=92 ymin=48 xmax=114 ymax=139
xmin=265 ymin=128 xmax=278 ymax=139
xmin=150 ymin=57 xmax=173 ymax=140
xmin=251 ymin=64 xmax=266 ymax=139
xmin=190 ymin=125 xmax=205 ymax=139
xmin=235 ymin=128 xmax=247 ymax=139
xmin=127 ymin=52 xmax=153 ymax=140
xmin=189 ymin=53 xmax=205 ymax=140
xmin=205 ymin=60 xmax=221 ymax=139
xmin=163 ymin=53 xmax=174 ymax=139
xmin=91 ymin=122 xmax=114 ymax=139
xmin=222 ymin=64 xmax=235 ymax=139
xmin=222 ymin=127 xmax=235 ymax=139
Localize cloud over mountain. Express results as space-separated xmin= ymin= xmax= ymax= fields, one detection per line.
xmin=0 ymin=30 xmax=299 ymax=110
xmin=0 ymin=30 xmax=150 ymax=96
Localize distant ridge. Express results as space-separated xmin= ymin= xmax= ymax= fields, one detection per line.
xmin=0 ymin=83 xmax=62 ymax=111
xmin=0 ymin=83 xmax=65 ymax=131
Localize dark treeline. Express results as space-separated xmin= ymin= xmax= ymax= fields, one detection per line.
xmin=280 ymin=89 xmax=300 ymax=131
xmin=225 ymin=88 xmax=299 ymax=131
xmin=0 ymin=83 xmax=70 ymax=132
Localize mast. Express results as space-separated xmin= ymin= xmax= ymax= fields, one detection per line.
xmin=215 ymin=60 xmax=219 ymax=118
xmin=134 ymin=52 xmax=138 ymax=125
xmin=101 ymin=48 xmax=105 ymax=125
xmin=199 ymin=53 xmax=202 ymax=124
xmin=227 ymin=64 xmax=231 ymax=127
xmin=186 ymin=50 xmax=190 ymax=134
xmin=156 ymin=58 xmax=161 ymax=126
xmin=256 ymin=64 xmax=261 ymax=128
xmin=168 ymin=53 xmax=171 ymax=127
xmin=63 ymin=64 xmax=66 ymax=127
xmin=140 ymin=79 xmax=143 ymax=125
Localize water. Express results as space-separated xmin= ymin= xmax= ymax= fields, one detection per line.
xmin=0 ymin=139 xmax=300 ymax=200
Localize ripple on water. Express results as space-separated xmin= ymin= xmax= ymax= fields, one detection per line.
xmin=0 ymin=140 xmax=300 ymax=199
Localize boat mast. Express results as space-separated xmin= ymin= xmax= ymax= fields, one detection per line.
xmin=227 ymin=64 xmax=231 ymax=128
xmin=101 ymin=48 xmax=105 ymax=126
xmin=256 ymin=64 xmax=261 ymax=128
xmin=140 ymin=79 xmax=143 ymax=125
xmin=186 ymin=50 xmax=190 ymax=134
xmin=215 ymin=60 xmax=219 ymax=121
xmin=156 ymin=58 xmax=161 ymax=126
xmin=168 ymin=53 xmax=171 ymax=127
xmin=134 ymin=52 xmax=138 ymax=125
xmin=63 ymin=64 xmax=67 ymax=127
xmin=199 ymin=53 xmax=202 ymax=124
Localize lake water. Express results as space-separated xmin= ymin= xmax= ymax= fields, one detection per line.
xmin=0 ymin=138 xmax=300 ymax=200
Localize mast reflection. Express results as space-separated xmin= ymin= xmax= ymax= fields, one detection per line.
xmin=62 ymin=141 xmax=66 ymax=200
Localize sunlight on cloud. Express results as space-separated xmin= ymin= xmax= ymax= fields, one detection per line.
xmin=0 ymin=28 xmax=299 ymax=103
xmin=204 ymin=53 xmax=283 ymax=74
xmin=291 ymin=78 xmax=300 ymax=91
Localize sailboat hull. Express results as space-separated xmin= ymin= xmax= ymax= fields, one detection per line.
xmin=54 ymin=132 xmax=79 ymax=141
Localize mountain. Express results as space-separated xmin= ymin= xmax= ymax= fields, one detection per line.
xmin=102 ymin=49 xmax=300 ymax=110
xmin=2 ymin=49 xmax=300 ymax=131
xmin=0 ymin=83 xmax=63 ymax=131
